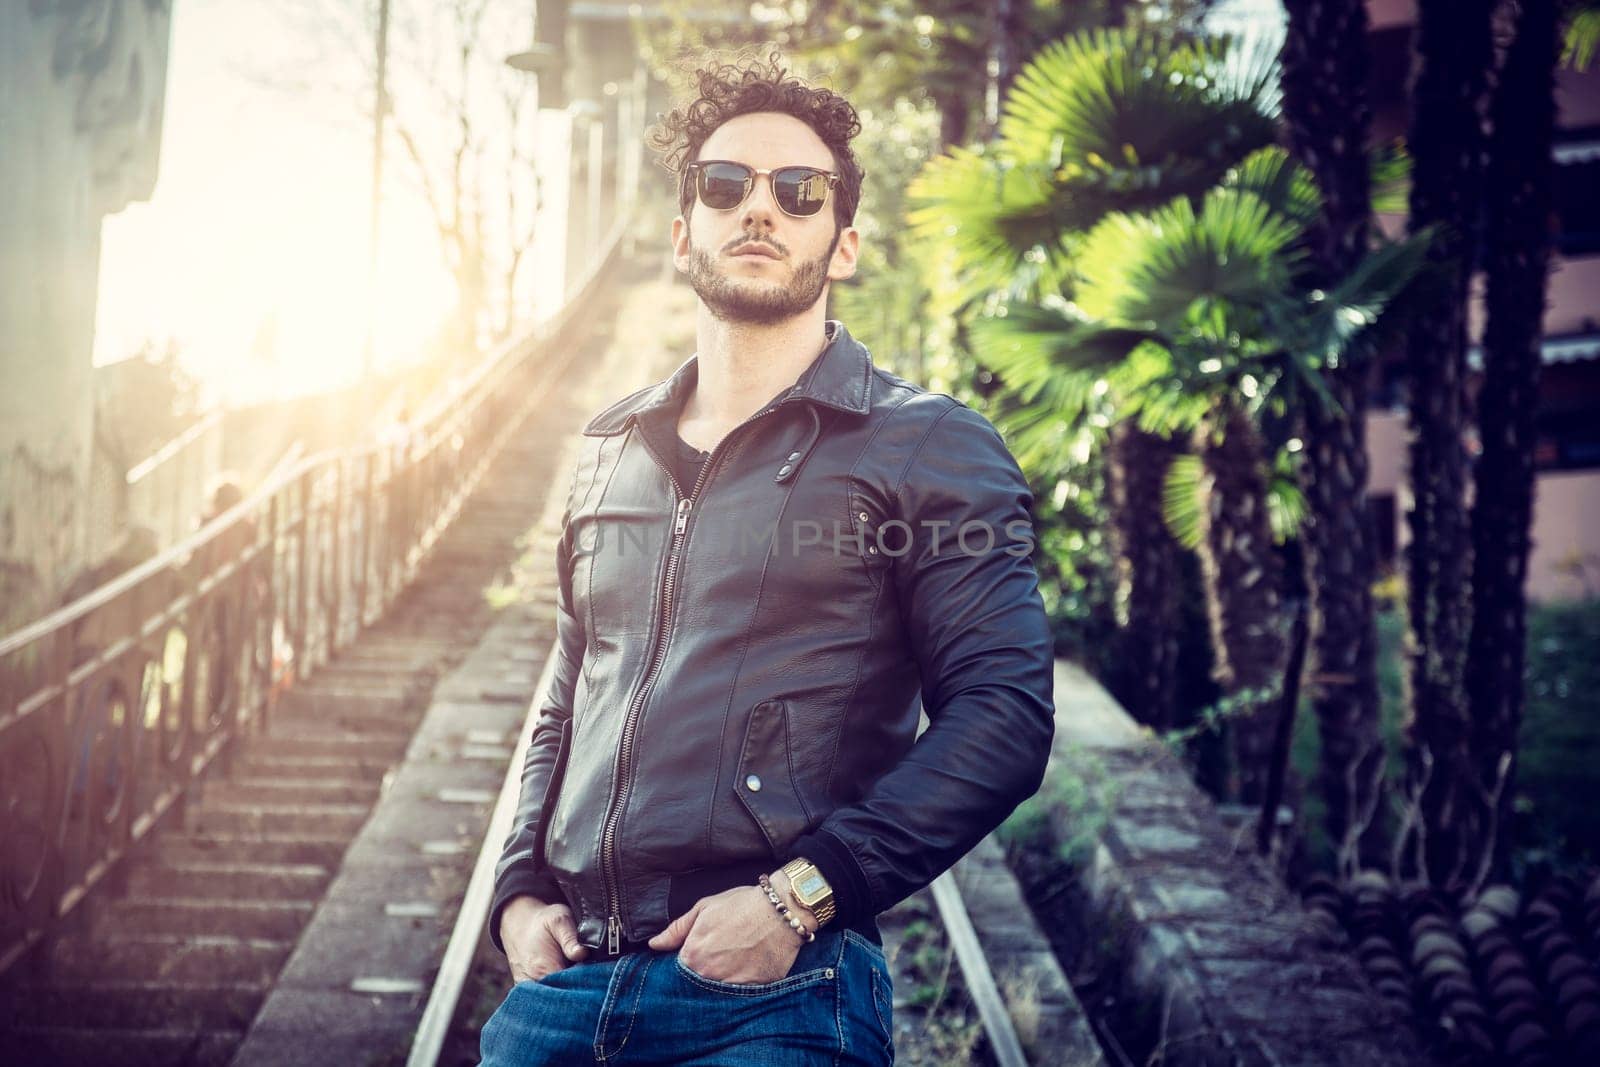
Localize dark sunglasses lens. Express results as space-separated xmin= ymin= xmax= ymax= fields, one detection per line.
xmin=774 ymin=168 xmax=830 ymax=216
xmin=698 ymin=163 xmax=750 ymax=209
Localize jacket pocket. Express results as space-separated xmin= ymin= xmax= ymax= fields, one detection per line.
xmin=534 ymin=719 xmax=573 ymax=871
xmin=734 ymin=700 xmax=813 ymax=857
xmin=846 ymin=485 xmax=896 ymax=586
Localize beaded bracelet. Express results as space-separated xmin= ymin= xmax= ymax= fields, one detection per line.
xmin=758 ymin=873 xmax=815 ymax=944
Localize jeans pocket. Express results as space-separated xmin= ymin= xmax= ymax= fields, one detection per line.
xmin=672 ymin=951 xmax=837 ymax=996
xmin=844 ymin=931 xmax=894 ymax=1059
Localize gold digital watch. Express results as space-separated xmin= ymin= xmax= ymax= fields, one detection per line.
xmin=780 ymin=857 xmax=836 ymax=927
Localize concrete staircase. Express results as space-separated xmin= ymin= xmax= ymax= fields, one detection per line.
xmin=0 ymin=347 xmax=603 ymax=1067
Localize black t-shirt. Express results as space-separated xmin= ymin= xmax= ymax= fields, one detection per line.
xmin=668 ymin=430 xmax=710 ymax=495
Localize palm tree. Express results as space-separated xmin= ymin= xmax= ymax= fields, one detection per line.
xmin=1107 ymin=422 xmax=1187 ymax=729
xmin=907 ymin=28 xmax=1283 ymax=732
xmin=1278 ymin=0 xmax=1388 ymax=865
xmin=1401 ymin=0 xmax=1496 ymax=888
xmin=1466 ymin=0 xmax=1563 ymax=880
xmin=970 ymin=173 xmax=1427 ymax=806
xmin=909 ymin=28 xmax=1434 ymax=819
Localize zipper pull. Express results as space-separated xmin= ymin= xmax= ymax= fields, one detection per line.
xmin=673 ymin=497 xmax=692 ymax=537
xmin=608 ymin=914 xmax=622 ymax=954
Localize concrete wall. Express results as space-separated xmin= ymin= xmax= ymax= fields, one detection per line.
xmin=1044 ymin=660 xmax=1428 ymax=1066
xmin=0 ymin=0 xmax=174 ymax=619
xmin=1365 ymin=410 xmax=1600 ymax=602
xmin=1525 ymin=469 xmax=1600 ymax=601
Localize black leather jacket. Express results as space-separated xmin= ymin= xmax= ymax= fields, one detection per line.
xmin=490 ymin=320 xmax=1055 ymax=955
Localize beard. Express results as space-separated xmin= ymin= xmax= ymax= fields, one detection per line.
xmin=685 ymin=231 xmax=835 ymax=325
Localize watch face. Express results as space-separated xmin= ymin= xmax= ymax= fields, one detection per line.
xmin=797 ymin=872 xmax=828 ymax=899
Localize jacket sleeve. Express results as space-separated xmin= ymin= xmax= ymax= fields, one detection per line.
xmin=788 ymin=401 xmax=1055 ymax=925
xmin=487 ymin=474 xmax=587 ymax=955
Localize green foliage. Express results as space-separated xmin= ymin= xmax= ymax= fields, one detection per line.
xmin=1564 ymin=6 xmax=1600 ymax=70
xmin=1158 ymin=437 xmax=1304 ymax=551
xmin=831 ymin=98 xmax=944 ymax=381
xmin=908 ymin=26 xmax=1284 ymax=298
xmin=1160 ymin=681 xmax=1283 ymax=750
xmin=1288 ymin=596 xmax=1600 ymax=874
xmin=1514 ymin=598 xmax=1600 ymax=868
xmin=907 ymin=147 xmax=1068 ymax=304
xmin=998 ymin=29 xmax=1281 ymax=221
xmin=1221 ymin=146 xmax=1323 ymax=228
xmin=1023 ymin=441 xmax=1121 ymax=670
xmin=1369 ymin=138 xmax=1413 ymax=215
xmin=998 ymin=746 xmax=1118 ymax=868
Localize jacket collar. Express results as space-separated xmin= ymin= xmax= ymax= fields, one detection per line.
xmin=581 ymin=319 xmax=873 ymax=437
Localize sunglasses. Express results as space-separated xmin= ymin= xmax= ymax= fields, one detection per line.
xmin=684 ymin=159 xmax=840 ymax=219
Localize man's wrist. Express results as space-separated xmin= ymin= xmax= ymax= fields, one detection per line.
xmin=767 ymin=869 xmax=821 ymax=933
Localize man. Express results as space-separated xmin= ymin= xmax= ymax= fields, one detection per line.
xmin=480 ymin=49 xmax=1054 ymax=1065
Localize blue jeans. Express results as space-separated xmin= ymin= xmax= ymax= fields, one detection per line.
xmin=478 ymin=926 xmax=895 ymax=1065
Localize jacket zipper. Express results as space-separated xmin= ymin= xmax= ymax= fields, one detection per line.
xmin=599 ymin=401 xmax=786 ymax=953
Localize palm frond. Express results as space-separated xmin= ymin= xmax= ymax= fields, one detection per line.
xmin=1074 ymin=188 xmax=1303 ymax=325
xmin=997 ymin=27 xmax=1282 ymax=222
xmin=907 ymin=146 xmax=1060 ymax=298
xmin=969 ymin=301 xmax=1166 ymax=389
xmin=1565 ymin=7 xmax=1600 ymax=70
xmin=1161 ymin=453 xmax=1205 ymax=550
xmin=1370 ymin=138 xmax=1412 ymax=215
xmin=1298 ymin=225 xmax=1438 ymax=371
xmin=1221 ymin=146 xmax=1322 ymax=228
xmin=1266 ymin=446 xmax=1308 ymax=544
xmin=991 ymin=386 xmax=1097 ymax=475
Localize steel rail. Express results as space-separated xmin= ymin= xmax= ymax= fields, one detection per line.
xmin=405 ymin=204 xmax=635 ymax=1066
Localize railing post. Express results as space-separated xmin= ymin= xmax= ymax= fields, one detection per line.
xmin=358 ymin=451 xmax=374 ymax=630
xmin=294 ymin=468 xmax=311 ymax=688
xmin=327 ymin=458 xmax=344 ymax=657
xmin=262 ymin=491 xmax=280 ymax=731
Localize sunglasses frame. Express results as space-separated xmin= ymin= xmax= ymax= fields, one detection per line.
xmin=684 ymin=159 xmax=841 ymax=219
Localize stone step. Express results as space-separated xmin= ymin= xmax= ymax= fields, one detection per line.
xmin=191 ymin=802 xmax=369 ymax=837
xmin=209 ymin=776 xmax=381 ymax=806
xmin=266 ymin=709 xmax=420 ymax=739
xmin=331 ymin=638 xmax=449 ymax=661
xmin=313 ymin=661 xmax=436 ymax=686
xmin=149 ymin=832 xmax=350 ymax=870
xmin=126 ymin=860 xmax=331 ymax=902
xmin=0 ymin=980 xmax=263 ymax=1031
xmin=97 ymin=898 xmax=314 ymax=940
xmin=270 ymin=704 xmax=420 ymax=738
xmin=233 ymin=751 xmax=386 ymax=779
xmin=43 ymin=932 xmax=292 ymax=984
xmin=276 ymin=686 xmax=413 ymax=719
xmin=250 ymin=729 xmax=409 ymax=762
xmin=0 ymin=1025 xmax=241 ymax=1067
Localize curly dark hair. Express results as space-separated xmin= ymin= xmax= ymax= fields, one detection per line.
xmin=646 ymin=48 xmax=866 ymax=232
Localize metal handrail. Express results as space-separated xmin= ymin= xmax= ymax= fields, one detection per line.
xmin=0 ymin=204 xmax=629 ymax=978
xmin=124 ymin=409 xmax=223 ymax=487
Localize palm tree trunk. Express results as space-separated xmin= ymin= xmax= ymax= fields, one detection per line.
xmin=1280 ymin=0 xmax=1388 ymax=865
xmin=1105 ymin=422 xmax=1184 ymax=730
xmin=1467 ymin=0 xmax=1560 ymax=881
xmin=1402 ymin=0 xmax=1495 ymax=887
xmin=1192 ymin=399 xmax=1287 ymax=803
